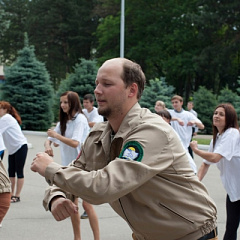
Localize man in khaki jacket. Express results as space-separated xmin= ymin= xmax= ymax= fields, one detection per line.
xmin=31 ymin=58 xmax=218 ymax=240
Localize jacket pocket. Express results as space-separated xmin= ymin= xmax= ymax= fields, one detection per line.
xmin=158 ymin=202 xmax=195 ymax=224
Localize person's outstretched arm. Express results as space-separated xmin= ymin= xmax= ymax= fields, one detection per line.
xmin=197 ymin=162 xmax=210 ymax=181
xmin=44 ymin=139 xmax=54 ymax=157
xmin=190 ymin=141 xmax=222 ymax=163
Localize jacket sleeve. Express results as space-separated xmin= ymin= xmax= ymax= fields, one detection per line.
xmin=44 ymin=159 xmax=161 ymax=205
xmin=44 ymin=123 xmax=188 ymax=205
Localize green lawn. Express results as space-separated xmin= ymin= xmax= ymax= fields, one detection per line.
xmin=192 ymin=138 xmax=211 ymax=145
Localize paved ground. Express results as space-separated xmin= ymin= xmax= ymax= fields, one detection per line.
xmin=0 ymin=132 xmax=228 ymax=239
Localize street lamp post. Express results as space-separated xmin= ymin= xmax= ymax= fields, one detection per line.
xmin=120 ymin=0 xmax=125 ymax=58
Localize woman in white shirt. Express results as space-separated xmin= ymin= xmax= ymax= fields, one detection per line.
xmin=190 ymin=103 xmax=240 ymax=240
xmin=0 ymin=101 xmax=28 ymax=203
xmin=44 ymin=91 xmax=99 ymax=240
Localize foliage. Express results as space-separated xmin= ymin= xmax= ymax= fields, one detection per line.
xmin=53 ymin=58 xmax=98 ymax=120
xmin=191 ymin=1 xmax=240 ymax=94
xmin=217 ymin=86 xmax=240 ymax=117
xmin=139 ymin=77 xmax=175 ymax=112
xmin=95 ymin=0 xmax=200 ymax=100
xmin=27 ymin=0 xmax=99 ymax=89
xmin=193 ymin=86 xmax=217 ymax=134
xmin=0 ymin=34 xmax=54 ymax=130
xmin=0 ymin=0 xmax=29 ymax=64
xmin=95 ymin=0 xmax=240 ymax=102
xmin=0 ymin=0 xmax=99 ymax=89
xmin=0 ymin=0 xmax=240 ymax=103
xmin=0 ymin=8 xmax=10 ymax=41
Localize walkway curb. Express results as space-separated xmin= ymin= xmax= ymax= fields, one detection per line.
xmin=198 ymin=144 xmax=209 ymax=150
xmin=23 ymin=130 xmax=47 ymax=136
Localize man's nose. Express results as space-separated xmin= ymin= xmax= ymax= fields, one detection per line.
xmin=94 ymin=84 xmax=102 ymax=94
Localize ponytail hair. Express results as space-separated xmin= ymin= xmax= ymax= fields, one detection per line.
xmin=0 ymin=101 xmax=22 ymax=125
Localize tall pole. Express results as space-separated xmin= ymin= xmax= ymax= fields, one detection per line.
xmin=120 ymin=0 xmax=125 ymax=58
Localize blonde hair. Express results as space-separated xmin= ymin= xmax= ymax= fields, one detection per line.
xmin=155 ymin=101 xmax=166 ymax=109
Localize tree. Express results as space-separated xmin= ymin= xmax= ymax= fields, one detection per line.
xmin=217 ymin=86 xmax=240 ymax=117
xmin=139 ymin=77 xmax=175 ymax=112
xmin=1 ymin=0 xmax=240 ymax=101
xmin=0 ymin=8 xmax=10 ymax=46
xmin=191 ymin=1 xmax=240 ymax=94
xmin=94 ymin=0 xmax=240 ymax=101
xmin=0 ymin=34 xmax=54 ymax=130
xmin=53 ymin=58 xmax=98 ymax=120
xmin=95 ymin=0 xmax=199 ymax=98
xmin=193 ymin=86 xmax=217 ymax=134
xmin=0 ymin=0 xmax=29 ymax=64
xmin=27 ymin=0 xmax=99 ymax=89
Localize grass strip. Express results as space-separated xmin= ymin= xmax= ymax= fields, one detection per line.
xmin=192 ymin=138 xmax=211 ymax=145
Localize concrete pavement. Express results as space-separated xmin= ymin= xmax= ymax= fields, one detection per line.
xmin=0 ymin=132 xmax=227 ymax=239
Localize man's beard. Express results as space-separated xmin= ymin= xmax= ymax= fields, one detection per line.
xmin=98 ymin=107 xmax=111 ymax=119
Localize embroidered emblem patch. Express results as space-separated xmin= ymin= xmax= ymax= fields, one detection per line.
xmin=119 ymin=141 xmax=143 ymax=162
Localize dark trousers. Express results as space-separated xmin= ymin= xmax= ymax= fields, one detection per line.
xmin=8 ymin=144 xmax=28 ymax=178
xmin=223 ymin=195 xmax=240 ymax=240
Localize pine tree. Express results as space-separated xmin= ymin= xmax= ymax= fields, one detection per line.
xmin=217 ymin=86 xmax=240 ymax=117
xmin=1 ymin=33 xmax=54 ymax=130
xmin=193 ymin=86 xmax=217 ymax=134
xmin=139 ymin=77 xmax=175 ymax=112
xmin=53 ymin=58 xmax=98 ymax=120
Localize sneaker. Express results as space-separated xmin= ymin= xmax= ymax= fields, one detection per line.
xmin=80 ymin=211 xmax=88 ymax=219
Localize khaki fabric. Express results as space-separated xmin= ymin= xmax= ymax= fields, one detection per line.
xmin=44 ymin=103 xmax=217 ymax=240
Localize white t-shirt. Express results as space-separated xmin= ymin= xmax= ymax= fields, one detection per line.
xmin=173 ymin=129 xmax=197 ymax=174
xmin=0 ymin=134 xmax=5 ymax=152
xmin=83 ymin=107 xmax=104 ymax=123
xmin=189 ymin=109 xmax=198 ymax=133
xmin=203 ymin=128 xmax=240 ymax=202
xmin=0 ymin=114 xmax=27 ymax=155
xmin=48 ymin=113 xmax=90 ymax=166
xmin=168 ymin=109 xmax=202 ymax=149
xmin=189 ymin=109 xmax=197 ymax=117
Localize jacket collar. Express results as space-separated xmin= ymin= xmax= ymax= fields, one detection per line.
xmin=115 ymin=102 xmax=142 ymax=139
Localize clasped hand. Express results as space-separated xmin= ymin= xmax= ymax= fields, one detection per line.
xmin=187 ymin=120 xmax=195 ymax=126
xmin=47 ymin=129 xmax=58 ymax=138
xmin=51 ymin=197 xmax=79 ymax=221
xmin=190 ymin=140 xmax=198 ymax=151
xmin=31 ymin=152 xmax=53 ymax=176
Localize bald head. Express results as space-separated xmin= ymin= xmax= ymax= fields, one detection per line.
xmin=101 ymin=58 xmax=146 ymax=100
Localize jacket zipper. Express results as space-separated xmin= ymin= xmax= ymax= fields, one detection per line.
xmin=159 ymin=202 xmax=195 ymax=224
xmin=119 ymin=199 xmax=135 ymax=228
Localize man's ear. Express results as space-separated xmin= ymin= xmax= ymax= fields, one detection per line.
xmin=128 ymin=83 xmax=138 ymax=98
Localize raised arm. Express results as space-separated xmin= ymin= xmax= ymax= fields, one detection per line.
xmin=190 ymin=141 xmax=222 ymax=163
xmin=47 ymin=129 xmax=79 ymax=148
xmin=187 ymin=120 xmax=204 ymax=129
xmin=171 ymin=117 xmax=184 ymax=126
xmin=44 ymin=139 xmax=54 ymax=157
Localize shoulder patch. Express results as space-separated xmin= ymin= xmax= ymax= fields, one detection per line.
xmin=119 ymin=141 xmax=143 ymax=162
